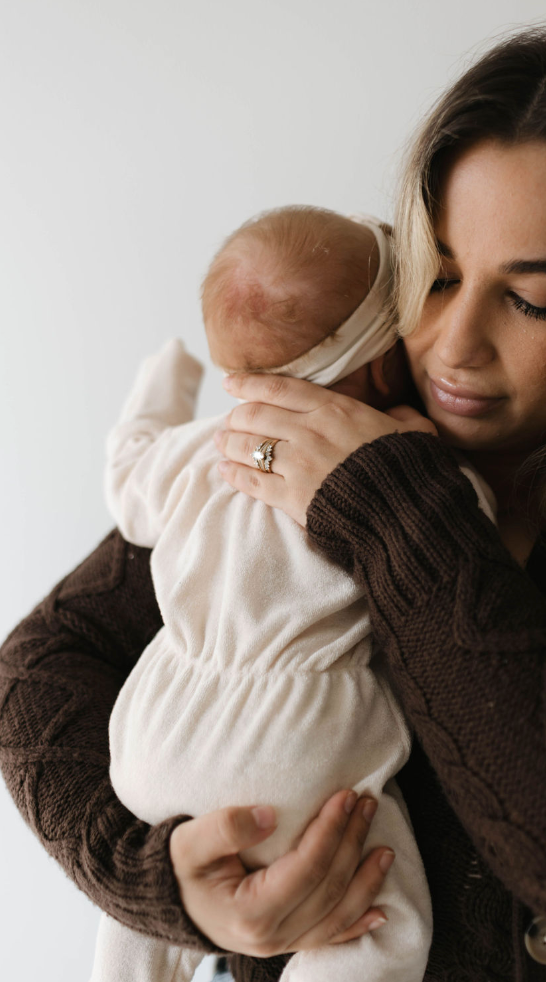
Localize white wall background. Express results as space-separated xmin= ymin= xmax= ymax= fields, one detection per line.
xmin=1 ymin=1 xmax=544 ymax=978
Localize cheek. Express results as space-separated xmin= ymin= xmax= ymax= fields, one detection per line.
xmin=505 ymin=333 xmax=546 ymax=404
xmin=519 ymin=362 xmax=546 ymax=422
xmin=402 ymin=329 xmax=430 ymax=380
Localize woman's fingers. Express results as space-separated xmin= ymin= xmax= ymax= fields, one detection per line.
xmin=169 ymin=806 xmax=281 ymax=952
xmin=170 ymin=791 xmax=367 ymax=955
xmin=268 ymin=795 xmax=380 ymax=946
xmin=239 ymin=790 xmax=382 ymax=954
xmin=214 ymin=430 xmax=289 ymax=476
xmin=223 ymin=372 xmax=334 ymax=413
xmin=327 ymin=906 xmax=388 ymax=946
xmin=262 ymin=792 xmax=364 ymax=908
xmin=215 ymin=426 xmax=310 ymax=525
xmin=287 ymin=797 xmax=378 ymax=926
xmin=170 ymin=805 xmax=277 ymax=874
xmin=226 ymin=401 xmax=310 ymax=442
xmin=289 ymin=845 xmax=394 ymax=951
xmin=217 ymin=458 xmax=289 ymax=512
xmin=169 ymin=794 xmax=394 ymax=957
xmin=214 ymin=423 xmax=334 ymax=526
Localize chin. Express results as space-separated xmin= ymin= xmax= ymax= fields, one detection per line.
xmin=428 ymin=413 xmax=507 ymax=453
xmin=432 ymin=416 xmax=538 ymax=458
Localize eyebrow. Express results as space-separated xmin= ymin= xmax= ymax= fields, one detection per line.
xmin=436 ymin=238 xmax=546 ymax=275
xmin=500 ymin=259 xmax=546 ymax=275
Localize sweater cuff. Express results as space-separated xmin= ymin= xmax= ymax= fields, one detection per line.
xmin=96 ymin=810 xmax=221 ymax=952
xmin=138 ymin=815 xmax=220 ymax=951
xmin=229 ymin=952 xmax=291 ymax=982
xmin=307 ymin=431 xmax=503 ymax=606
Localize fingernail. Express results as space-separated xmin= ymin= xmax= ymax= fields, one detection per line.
xmin=223 ymin=376 xmax=234 ymax=390
xmin=217 ymin=460 xmax=228 ymax=474
xmin=344 ymin=791 xmax=358 ymax=814
xmin=252 ymin=806 xmax=276 ymax=830
xmin=362 ymin=798 xmax=377 ymax=822
xmin=379 ymin=850 xmax=395 ymax=874
xmin=368 ymin=915 xmax=388 ymax=931
xmin=213 ymin=430 xmax=222 ymax=444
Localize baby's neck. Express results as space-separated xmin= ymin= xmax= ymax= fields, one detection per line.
xmin=328 ymin=365 xmax=371 ymax=403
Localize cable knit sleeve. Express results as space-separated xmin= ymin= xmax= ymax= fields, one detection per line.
xmin=307 ymin=430 xmax=546 ymax=915
xmin=0 ymin=529 xmax=216 ymax=952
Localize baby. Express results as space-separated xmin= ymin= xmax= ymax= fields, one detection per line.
xmin=91 ymin=207 xmax=493 ymax=982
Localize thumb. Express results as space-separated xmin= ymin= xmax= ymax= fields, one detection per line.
xmin=170 ymin=805 xmax=277 ymax=873
xmin=385 ymin=404 xmax=438 ymax=434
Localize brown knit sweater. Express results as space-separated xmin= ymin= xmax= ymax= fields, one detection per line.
xmin=1 ymin=431 xmax=545 ymax=981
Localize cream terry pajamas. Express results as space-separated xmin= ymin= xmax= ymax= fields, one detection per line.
xmin=91 ymin=226 xmax=495 ymax=982
xmin=89 ymin=337 xmax=438 ymax=982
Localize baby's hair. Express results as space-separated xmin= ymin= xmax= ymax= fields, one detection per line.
xmin=201 ymin=205 xmax=377 ymax=369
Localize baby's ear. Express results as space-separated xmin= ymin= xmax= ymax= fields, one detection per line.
xmin=369 ymin=352 xmax=391 ymax=397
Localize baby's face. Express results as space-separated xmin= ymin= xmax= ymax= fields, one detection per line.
xmin=328 ymin=342 xmax=412 ymax=409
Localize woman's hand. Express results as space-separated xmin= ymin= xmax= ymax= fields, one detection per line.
xmin=214 ymin=374 xmax=436 ymax=526
xmin=169 ymin=791 xmax=393 ymax=957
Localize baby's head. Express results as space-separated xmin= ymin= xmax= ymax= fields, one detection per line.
xmin=201 ymin=205 xmax=407 ymax=407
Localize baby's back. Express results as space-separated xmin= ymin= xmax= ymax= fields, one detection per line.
xmin=149 ymin=415 xmax=371 ymax=673
xmin=109 ymin=415 xmax=411 ymax=865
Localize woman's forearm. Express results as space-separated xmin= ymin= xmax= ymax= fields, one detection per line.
xmin=307 ymin=430 xmax=546 ymax=913
xmin=0 ymin=529 xmax=214 ymax=950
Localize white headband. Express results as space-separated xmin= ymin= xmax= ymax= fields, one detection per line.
xmin=264 ymin=215 xmax=396 ymax=388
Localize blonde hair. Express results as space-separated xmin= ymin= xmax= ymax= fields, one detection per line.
xmin=393 ymin=27 xmax=546 ymax=525
xmin=394 ymin=26 xmax=546 ymax=337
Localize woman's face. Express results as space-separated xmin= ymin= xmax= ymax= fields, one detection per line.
xmin=404 ymin=139 xmax=546 ymax=456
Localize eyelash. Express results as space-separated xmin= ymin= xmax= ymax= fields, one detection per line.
xmin=430 ymin=278 xmax=546 ymax=323
xmin=509 ymin=293 xmax=546 ymax=322
xmin=429 ymin=278 xmax=456 ymax=293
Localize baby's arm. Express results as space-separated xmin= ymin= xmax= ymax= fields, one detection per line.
xmin=105 ymin=339 xmax=203 ymax=547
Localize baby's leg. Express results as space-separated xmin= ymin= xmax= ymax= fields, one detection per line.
xmin=89 ymin=912 xmax=203 ymax=982
xmin=279 ymin=781 xmax=432 ymax=982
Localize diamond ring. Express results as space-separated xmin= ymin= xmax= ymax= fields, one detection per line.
xmin=251 ymin=439 xmax=280 ymax=473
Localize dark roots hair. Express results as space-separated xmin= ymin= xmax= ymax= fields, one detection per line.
xmin=395 ymin=25 xmax=546 ymax=335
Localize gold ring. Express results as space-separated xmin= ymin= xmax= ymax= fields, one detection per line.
xmin=251 ymin=439 xmax=280 ymax=473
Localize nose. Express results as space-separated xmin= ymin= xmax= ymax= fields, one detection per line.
xmin=433 ymin=285 xmax=496 ymax=371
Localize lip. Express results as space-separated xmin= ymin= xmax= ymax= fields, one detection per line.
xmin=428 ymin=376 xmax=505 ymax=417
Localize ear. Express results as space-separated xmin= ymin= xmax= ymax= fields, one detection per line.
xmin=369 ymin=352 xmax=391 ymax=397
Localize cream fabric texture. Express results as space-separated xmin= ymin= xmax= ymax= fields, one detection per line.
xmin=91 ymin=221 xmax=494 ymax=982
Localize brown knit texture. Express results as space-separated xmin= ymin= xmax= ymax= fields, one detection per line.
xmin=1 ymin=432 xmax=546 ymax=982
xmin=308 ymin=431 xmax=546 ymax=982
xmin=0 ymin=530 xmax=215 ymax=952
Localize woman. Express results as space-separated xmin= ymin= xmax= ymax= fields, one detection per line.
xmin=2 ymin=26 xmax=546 ymax=982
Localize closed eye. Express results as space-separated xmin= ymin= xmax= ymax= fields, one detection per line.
xmin=508 ymin=292 xmax=546 ymax=322
xmin=429 ymin=278 xmax=460 ymax=293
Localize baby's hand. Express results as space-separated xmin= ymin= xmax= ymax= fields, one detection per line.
xmin=169 ymin=790 xmax=393 ymax=956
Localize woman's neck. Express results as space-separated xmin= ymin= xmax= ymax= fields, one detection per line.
xmin=465 ymin=447 xmax=540 ymax=565
xmin=464 ymin=448 xmax=525 ymax=512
